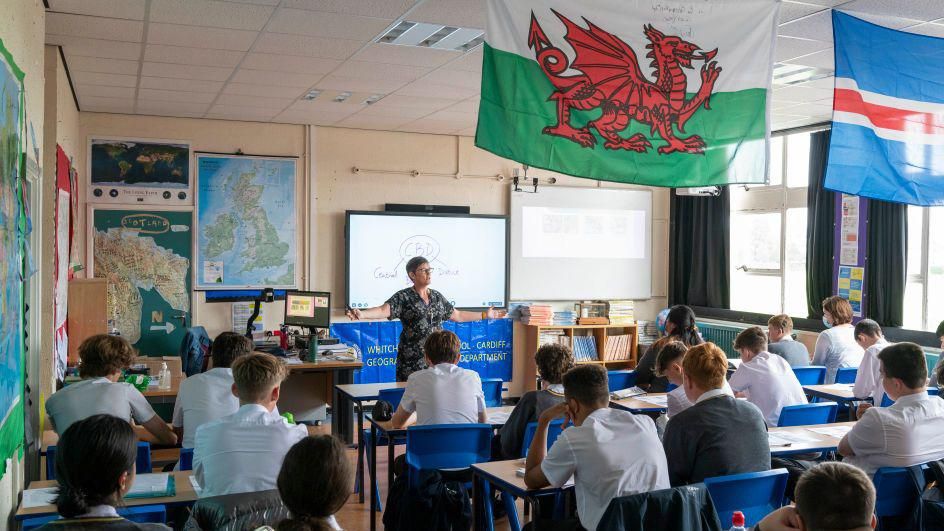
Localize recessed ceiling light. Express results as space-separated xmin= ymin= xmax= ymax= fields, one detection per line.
xmin=364 ymin=94 xmax=383 ymax=105
xmin=302 ymin=89 xmax=321 ymax=100
xmin=377 ymin=21 xmax=485 ymax=51
xmin=334 ymin=91 xmax=352 ymax=103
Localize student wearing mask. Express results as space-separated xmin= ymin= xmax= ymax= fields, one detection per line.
xmin=766 ymin=314 xmax=810 ymax=367
xmin=851 ymin=319 xmax=890 ymax=418
xmin=636 ymin=305 xmax=703 ymax=392
xmin=812 ymin=296 xmax=863 ymax=384
xmin=275 ymin=436 xmax=352 ymax=531
xmin=728 ymin=327 xmax=807 ymax=427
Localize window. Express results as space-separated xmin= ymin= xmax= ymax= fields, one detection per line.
xmin=729 ymin=131 xmax=813 ymax=316
xmin=905 ymin=205 xmax=944 ymax=332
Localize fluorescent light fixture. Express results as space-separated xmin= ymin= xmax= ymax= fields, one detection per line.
xmin=302 ymin=89 xmax=321 ymax=100
xmin=376 ymin=20 xmax=486 ymax=51
xmin=364 ymin=94 xmax=383 ymax=105
xmin=773 ymin=63 xmax=834 ymax=86
xmin=334 ymin=91 xmax=352 ymax=103
xmin=378 ymin=20 xmax=416 ymax=43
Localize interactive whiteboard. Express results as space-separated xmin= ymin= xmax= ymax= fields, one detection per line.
xmin=346 ymin=212 xmax=508 ymax=309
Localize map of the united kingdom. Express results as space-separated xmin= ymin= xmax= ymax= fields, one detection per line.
xmin=196 ymin=155 xmax=297 ymax=289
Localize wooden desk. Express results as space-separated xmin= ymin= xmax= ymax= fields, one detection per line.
xmin=610 ymin=393 xmax=668 ymax=414
xmin=142 ymin=374 xmax=182 ymax=404
xmin=803 ymin=384 xmax=868 ymax=417
xmin=767 ymin=421 xmax=854 ymax=456
xmin=280 ymin=358 xmax=363 ymax=443
xmin=15 ymin=471 xmax=197 ymax=520
xmin=472 ymin=459 xmax=572 ymax=531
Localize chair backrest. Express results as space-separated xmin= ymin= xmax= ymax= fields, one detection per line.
xmin=378 ymin=387 xmax=406 ymax=410
xmin=873 ymin=465 xmax=927 ymax=518
xmin=596 ymin=484 xmax=723 ymax=531
xmin=136 ymin=441 xmax=152 ymax=474
xmin=704 ymin=468 xmax=789 ymax=527
xmin=792 ymin=366 xmax=827 ymax=386
xmin=777 ymin=402 xmax=838 ymax=427
xmin=835 ymin=367 xmax=857 ymax=384
xmin=405 ymin=424 xmax=492 ymax=488
xmin=184 ymin=489 xmax=289 ymax=530
xmin=930 ymin=387 xmax=941 ymax=397
xmin=179 ymin=447 xmax=194 ymax=471
xmin=481 ymin=378 xmax=504 ymax=407
xmin=46 ymin=445 xmax=57 ymax=480
xmin=881 ymin=393 xmax=894 ymax=407
xmin=520 ymin=419 xmax=566 ymax=458
xmin=607 ymin=370 xmax=637 ymax=392
xmin=21 ymin=505 xmax=167 ymax=530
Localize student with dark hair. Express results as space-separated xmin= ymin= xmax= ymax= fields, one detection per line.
xmin=276 ymin=436 xmax=352 ymax=531
xmin=729 ymin=326 xmax=807 ymax=426
xmin=851 ymin=319 xmax=891 ymax=417
xmin=45 ymin=335 xmax=177 ymax=446
xmin=813 ymin=296 xmax=863 ymax=384
xmin=755 ymin=462 xmax=876 ymax=531
xmin=766 ymin=314 xmax=810 ymax=367
xmin=655 ymin=341 xmax=692 ymax=417
xmin=172 ymin=332 xmax=253 ymax=449
xmin=34 ymin=414 xmax=170 ymax=530
xmin=496 ymin=343 xmax=575 ymax=459
xmin=524 ymin=364 xmax=669 ymax=531
xmin=839 ymin=342 xmax=944 ymax=476
xmin=663 ymin=342 xmax=770 ymax=486
xmin=930 ymin=320 xmax=944 ymax=387
xmin=637 ymin=305 xmax=703 ymax=392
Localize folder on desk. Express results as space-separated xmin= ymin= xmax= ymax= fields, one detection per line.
xmin=125 ymin=473 xmax=175 ymax=499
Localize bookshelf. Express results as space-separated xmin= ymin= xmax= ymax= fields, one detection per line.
xmin=522 ymin=323 xmax=639 ymax=392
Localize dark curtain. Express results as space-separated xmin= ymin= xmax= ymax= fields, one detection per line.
xmin=805 ymin=130 xmax=835 ymax=319
xmin=865 ymin=200 xmax=907 ymax=326
xmin=668 ymin=188 xmax=730 ymax=308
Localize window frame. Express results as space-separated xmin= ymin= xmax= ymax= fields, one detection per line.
xmin=907 ymin=206 xmax=932 ymax=331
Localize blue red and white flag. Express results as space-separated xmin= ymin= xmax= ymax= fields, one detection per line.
xmin=825 ymin=11 xmax=944 ymax=206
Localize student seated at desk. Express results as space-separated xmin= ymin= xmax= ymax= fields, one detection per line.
xmin=729 ymin=326 xmax=807 ymax=427
xmin=662 ymin=342 xmax=770 ymax=486
xmin=839 ymin=342 xmax=944 ymax=476
xmin=172 ymin=332 xmax=252 ymax=450
xmin=193 ymin=353 xmax=307 ymax=498
xmin=524 ymin=364 xmax=669 ymax=531
xmin=755 ymin=462 xmax=876 ymax=531
xmin=766 ymin=314 xmax=810 ymax=367
xmin=813 ymin=296 xmax=863 ymax=384
xmin=851 ymin=319 xmax=890 ymax=417
xmin=636 ymin=305 xmax=703 ymax=392
xmin=495 ymin=343 xmax=574 ymax=459
xmin=45 ymin=335 xmax=176 ymax=446
xmin=655 ymin=341 xmax=733 ymax=418
xmin=274 ymin=436 xmax=351 ymax=531
xmin=34 ymin=414 xmax=170 ymax=531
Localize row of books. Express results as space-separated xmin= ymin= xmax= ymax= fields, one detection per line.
xmin=552 ymin=309 xmax=576 ymax=326
xmin=603 ymin=334 xmax=633 ymax=361
xmin=519 ymin=303 xmax=554 ymax=326
xmin=573 ymin=336 xmax=598 ymax=361
xmin=607 ymin=300 xmax=635 ymax=325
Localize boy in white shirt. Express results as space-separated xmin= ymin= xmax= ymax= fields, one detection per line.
xmin=46 ymin=335 xmax=177 ymax=446
xmin=729 ymin=326 xmax=807 ymax=426
xmin=655 ymin=341 xmax=734 ymax=418
xmin=851 ymin=319 xmax=890 ymax=418
xmin=194 ymin=352 xmax=308 ymax=498
xmin=524 ymin=364 xmax=670 ymax=531
xmin=172 ymin=332 xmax=252 ymax=449
xmin=840 ymin=342 xmax=944 ymax=476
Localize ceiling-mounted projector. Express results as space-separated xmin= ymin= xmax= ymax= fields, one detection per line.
xmin=676 ymin=186 xmax=721 ymax=197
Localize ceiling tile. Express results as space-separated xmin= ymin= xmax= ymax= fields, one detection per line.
xmin=844 ymin=12 xmax=923 ymax=29
xmin=332 ymin=61 xmax=430 ymax=82
xmin=424 ymin=109 xmax=477 ymax=123
xmin=48 ymin=0 xmax=146 ymax=20
xmin=775 ymin=36 xmax=832 ymax=62
xmin=271 ymin=109 xmax=352 ymax=125
xmin=779 ymin=2 xmax=827 ymax=25
xmin=773 ymin=84 xmax=834 ymax=102
xmin=284 ymin=99 xmax=365 ymax=114
xmin=214 ymin=93 xmax=295 ymax=109
xmin=252 ymin=32 xmax=364 ymax=60
xmin=794 ymin=76 xmax=835 ymax=90
xmin=782 ymin=102 xmax=833 ymax=116
xmin=219 ymin=0 xmax=280 ymax=5
xmin=455 ymin=127 xmax=476 ymax=137
xmin=149 ymin=0 xmax=275 ymax=30
xmin=46 ymin=12 xmax=144 ymax=42
xmin=148 ymin=23 xmax=258 ymax=51
xmin=793 ymin=0 xmax=847 ymax=6
xmin=315 ymin=74 xmax=408 ymax=94
xmin=370 ymin=94 xmax=459 ymax=111
xmin=771 ymin=99 xmax=803 ymax=111
xmin=409 ymin=0 xmax=486 ymax=29
xmin=441 ymin=49 xmax=482 ymax=72
xmin=444 ymin=98 xmax=479 ymax=114
xmin=222 ymin=82 xmax=306 ymax=98
xmin=207 ymin=105 xmax=281 ymax=120
xmin=844 ymin=0 xmax=944 ymax=23
xmin=783 ymin=48 xmax=834 ymax=69
xmin=230 ymin=68 xmax=322 ymax=87
xmin=140 ymin=76 xmax=224 ymax=92
xmin=353 ymin=43 xmax=462 ymax=68
xmin=416 ymin=68 xmax=479 ymax=88
xmin=777 ymin=10 xmax=832 ymax=40
xmin=398 ymin=121 xmax=463 ymax=135
xmin=65 ymin=55 xmax=139 ymax=75
xmin=267 ymin=8 xmax=393 ymax=40
xmin=280 ymin=0 xmax=414 ymax=19
xmin=136 ymin=100 xmax=211 ymax=114
xmin=355 ymin=104 xmax=435 ymax=120
xmin=336 ymin=115 xmax=414 ymax=130
xmin=240 ymin=53 xmax=341 ymax=74
xmin=74 ymin=84 xmax=136 ymax=99
xmin=78 ymin=95 xmax=136 ymax=109
xmin=903 ymin=22 xmax=944 ymax=38
xmin=71 ymin=71 xmax=138 ymax=87
xmin=144 ymin=44 xmax=246 ymax=68
xmin=394 ymin=81 xmax=478 ymax=100
xmin=142 ymin=61 xmax=234 ymax=81
xmin=45 ymin=35 xmax=142 ymax=60
xmin=137 ymin=88 xmax=219 ymax=103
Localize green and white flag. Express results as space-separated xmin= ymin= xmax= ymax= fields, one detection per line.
xmin=476 ymin=0 xmax=780 ymax=187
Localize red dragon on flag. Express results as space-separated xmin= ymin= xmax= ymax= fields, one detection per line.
xmin=528 ymin=10 xmax=721 ymax=155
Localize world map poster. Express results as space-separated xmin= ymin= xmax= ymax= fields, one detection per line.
xmin=90 ymin=208 xmax=192 ymax=356
xmin=195 ymin=154 xmax=297 ymax=289
xmin=90 ymin=138 xmax=189 ymax=188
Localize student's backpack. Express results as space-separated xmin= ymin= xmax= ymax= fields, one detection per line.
xmin=909 ymin=459 xmax=944 ymax=530
xmin=382 ymin=469 xmax=472 ymax=531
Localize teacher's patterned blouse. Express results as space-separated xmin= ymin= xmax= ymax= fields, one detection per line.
xmin=386 ymin=287 xmax=455 ymax=381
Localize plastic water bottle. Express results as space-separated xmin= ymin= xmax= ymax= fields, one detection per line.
xmin=729 ymin=511 xmax=746 ymax=531
xmin=159 ymin=362 xmax=171 ymax=390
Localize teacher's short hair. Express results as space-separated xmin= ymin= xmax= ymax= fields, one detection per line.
xmin=405 ymin=256 xmax=428 ymax=275
xmin=424 ymin=330 xmax=461 ymax=364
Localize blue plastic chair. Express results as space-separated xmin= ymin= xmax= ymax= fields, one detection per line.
xmin=704 ymin=468 xmax=789 ymax=527
xmin=777 ymin=402 xmax=838 ymax=427
xmin=520 ymin=419 xmax=566 ymax=458
xmin=930 ymin=388 xmax=941 ymax=397
xmin=481 ymin=378 xmax=504 ymax=407
xmin=21 ymin=505 xmax=167 ymax=530
xmin=607 ymin=370 xmax=637 ymax=392
xmin=46 ymin=442 xmax=151 ymax=479
xmin=835 ymin=367 xmax=857 ymax=384
xmin=405 ymin=423 xmax=493 ymax=489
xmin=666 ymin=383 xmax=678 ymax=392
xmin=179 ymin=448 xmax=194 ymax=471
xmin=358 ymin=386 xmax=408 ymax=511
xmin=874 ymin=465 xmax=928 ymax=528
xmin=881 ymin=388 xmax=940 ymax=408
xmin=792 ymin=366 xmax=827 ymax=386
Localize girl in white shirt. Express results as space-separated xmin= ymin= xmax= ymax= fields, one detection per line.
xmin=275 ymin=436 xmax=351 ymax=531
xmin=812 ymin=296 xmax=863 ymax=384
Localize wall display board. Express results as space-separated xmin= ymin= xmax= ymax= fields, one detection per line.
xmin=510 ymin=186 xmax=652 ymax=300
xmin=88 ymin=137 xmax=192 ymax=205
xmin=195 ymin=154 xmax=298 ymax=290
xmin=88 ymin=207 xmax=192 ymax=356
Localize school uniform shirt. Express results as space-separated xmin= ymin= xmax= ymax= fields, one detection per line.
xmin=540 ymin=407 xmax=670 ymax=531
xmin=767 ymin=337 xmax=810 ymax=367
xmin=666 ymin=381 xmax=732 ymax=418
xmin=844 ymin=391 xmax=944 ymax=476
xmin=728 ymin=352 xmax=808 ymax=426
xmin=812 ymin=325 xmax=864 ymax=384
xmin=400 ymin=363 xmax=486 ymax=425
xmin=852 ymin=338 xmax=891 ymax=402
xmin=193 ymin=403 xmax=308 ymax=498
xmin=45 ymin=377 xmax=157 ymax=434
xmin=32 ymin=505 xmax=170 ymax=530
xmin=172 ymin=367 xmax=240 ymax=449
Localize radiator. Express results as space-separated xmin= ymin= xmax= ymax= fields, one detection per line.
xmin=696 ymin=321 xmax=747 ymax=359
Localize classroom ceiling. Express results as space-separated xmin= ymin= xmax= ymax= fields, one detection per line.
xmin=44 ymin=0 xmax=944 ymax=135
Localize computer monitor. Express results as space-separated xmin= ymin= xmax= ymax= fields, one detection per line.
xmin=283 ymin=290 xmax=331 ymax=330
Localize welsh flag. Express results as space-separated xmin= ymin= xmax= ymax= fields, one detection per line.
xmin=476 ymin=0 xmax=781 ymax=187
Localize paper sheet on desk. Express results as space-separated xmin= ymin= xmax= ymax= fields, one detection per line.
xmin=190 ymin=475 xmax=203 ymax=496
xmin=820 ymin=384 xmax=855 ymax=392
xmin=126 ymin=473 xmax=171 ymax=498
xmin=21 ymin=487 xmax=58 ymax=508
xmin=283 ymin=357 xmax=303 ymax=365
xmin=488 ymin=411 xmax=511 ymax=424
xmin=807 ymin=425 xmax=853 ymax=438
xmin=768 ymin=431 xmax=820 ymax=446
xmin=637 ymin=394 xmax=668 ymax=407
xmin=516 ymin=468 xmax=575 ymax=487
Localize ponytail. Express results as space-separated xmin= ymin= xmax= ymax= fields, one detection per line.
xmin=277 ymin=515 xmax=337 ymax=531
xmin=55 ymin=484 xmax=89 ymax=518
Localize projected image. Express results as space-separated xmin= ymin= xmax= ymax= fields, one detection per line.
xmin=522 ymin=207 xmax=646 ymax=259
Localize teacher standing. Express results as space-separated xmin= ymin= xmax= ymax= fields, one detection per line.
xmin=346 ymin=256 xmax=505 ymax=381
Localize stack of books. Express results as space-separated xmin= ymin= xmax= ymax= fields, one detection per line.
xmin=539 ymin=329 xmax=572 ymax=348
xmin=520 ymin=304 xmax=553 ymax=326
xmin=603 ymin=334 xmax=633 ymax=361
xmin=506 ymin=301 xmax=530 ymax=320
xmin=573 ymin=336 xmax=598 ymax=361
xmin=552 ymin=309 xmax=577 ymax=326
xmin=607 ymin=300 xmax=635 ymax=325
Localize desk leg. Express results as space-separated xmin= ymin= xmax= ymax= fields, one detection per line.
xmin=332 ymin=369 xmax=355 ymax=444
xmin=387 ymin=437 xmax=395 ymax=499
xmin=370 ymin=427 xmax=378 ymax=531
xmin=357 ymin=399 xmax=365 ymax=503
xmin=472 ymin=473 xmax=482 ymax=531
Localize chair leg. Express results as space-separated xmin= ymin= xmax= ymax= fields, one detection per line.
xmin=482 ymin=481 xmax=495 ymax=530
xmin=363 ymin=441 xmax=383 ymax=512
